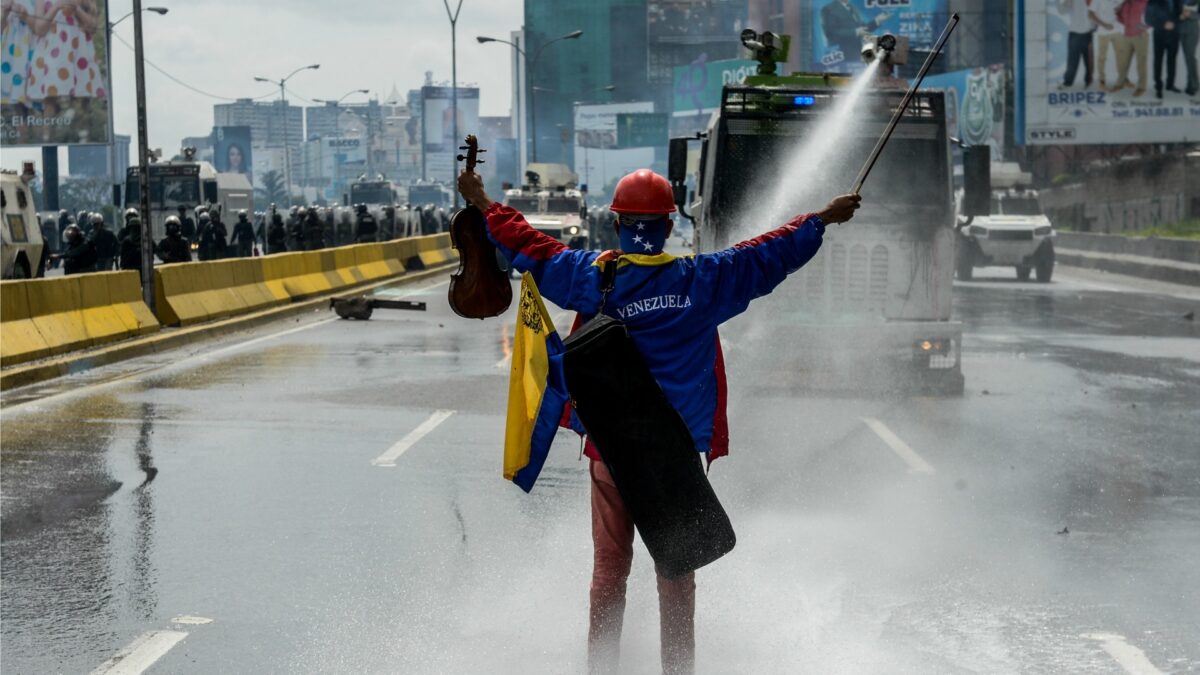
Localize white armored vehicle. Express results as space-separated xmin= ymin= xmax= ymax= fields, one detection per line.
xmin=955 ymin=163 xmax=1055 ymax=282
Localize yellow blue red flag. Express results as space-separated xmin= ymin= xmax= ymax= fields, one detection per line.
xmin=504 ymin=273 xmax=569 ymax=492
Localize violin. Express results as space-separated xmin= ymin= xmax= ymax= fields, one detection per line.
xmin=448 ymin=135 xmax=512 ymax=319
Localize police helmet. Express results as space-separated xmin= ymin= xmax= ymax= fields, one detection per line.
xmin=198 ymin=212 xmax=211 ymax=224
xmin=165 ymin=216 xmax=182 ymax=235
xmin=64 ymin=224 xmax=84 ymax=243
xmin=91 ymin=213 xmax=105 ymax=226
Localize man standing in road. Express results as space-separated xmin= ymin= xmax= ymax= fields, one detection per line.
xmin=89 ymin=213 xmax=119 ymax=271
xmin=354 ymin=203 xmax=379 ymax=243
xmin=54 ymin=225 xmax=98 ymax=275
xmin=118 ymin=209 xmax=143 ymax=272
xmin=231 ymin=210 xmax=256 ymax=257
xmin=155 ymin=216 xmax=192 ymax=264
xmin=458 ymin=167 xmax=860 ymax=674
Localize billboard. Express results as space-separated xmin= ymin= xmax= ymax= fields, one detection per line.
xmin=616 ymin=113 xmax=668 ymax=148
xmin=213 ymin=126 xmax=253 ymax=182
xmin=811 ymin=0 xmax=949 ymax=73
xmin=421 ymin=86 xmax=480 ymax=183
xmin=920 ymin=64 xmax=1007 ymax=157
xmin=672 ymin=58 xmax=761 ymax=117
xmin=573 ymin=102 xmax=656 ymax=192
xmin=1 ymin=0 xmax=112 ymax=146
xmin=1016 ymin=0 xmax=1200 ymax=145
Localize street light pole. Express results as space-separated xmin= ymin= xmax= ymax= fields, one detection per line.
xmin=443 ymin=0 xmax=464 ymax=209
xmin=256 ymin=65 xmax=319 ymax=209
xmin=314 ymin=90 xmax=369 ymax=199
xmin=477 ymin=30 xmax=582 ymax=165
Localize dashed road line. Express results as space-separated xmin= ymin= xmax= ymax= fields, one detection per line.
xmin=91 ymin=629 xmax=189 ymax=675
xmin=372 ymin=410 xmax=456 ymax=467
xmin=861 ymin=417 xmax=935 ymax=474
xmin=1082 ymin=633 xmax=1164 ymax=675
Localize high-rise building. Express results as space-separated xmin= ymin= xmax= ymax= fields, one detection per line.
xmin=523 ymin=0 xmax=745 ymax=172
xmin=213 ymin=98 xmax=303 ymax=151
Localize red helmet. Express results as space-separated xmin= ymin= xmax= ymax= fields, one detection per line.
xmin=610 ymin=169 xmax=676 ymax=215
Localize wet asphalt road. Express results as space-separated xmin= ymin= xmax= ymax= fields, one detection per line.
xmin=2 ymin=264 xmax=1198 ymax=674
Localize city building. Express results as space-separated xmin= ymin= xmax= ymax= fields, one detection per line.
xmin=213 ymin=98 xmax=304 ymax=152
xmin=67 ymin=135 xmax=130 ymax=180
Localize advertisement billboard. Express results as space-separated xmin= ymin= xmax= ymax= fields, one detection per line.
xmin=1 ymin=0 xmax=112 ymax=146
xmin=810 ymin=0 xmax=949 ymax=73
xmin=672 ymin=58 xmax=761 ymax=117
xmin=421 ymin=86 xmax=480 ymax=183
xmin=920 ymin=64 xmax=1007 ymax=157
xmin=1016 ymin=0 xmax=1200 ymax=145
xmin=212 ymin=126 xmax=253 ymax=182
xmin=573 ymin=102 xmax=655 ymax=193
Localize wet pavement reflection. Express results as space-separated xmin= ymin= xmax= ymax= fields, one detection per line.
xmin=1 ymin=272 xmax=1198 ymax=673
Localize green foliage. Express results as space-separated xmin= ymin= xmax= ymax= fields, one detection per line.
xmin=1124 ymin=218 xmax=1200 ymax=240
xmin=259 ymin=170 xmax=288 ymax=207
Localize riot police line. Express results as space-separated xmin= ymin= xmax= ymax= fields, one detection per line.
xmin=42 ymin=202 xmax=456 ymax=277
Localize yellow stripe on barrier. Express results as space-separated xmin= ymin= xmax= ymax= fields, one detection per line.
xmin=1 ymin=281 xmax=52 ymax=365
xmin=80 ymin=271 xmax=134 ymax=344
xmin=106 ymin=272 xmax=158 ymax=336
xmin=2 ymin=271 xmax=159 ymax=367
xmin=25 ymin=275 xmax=91 ymax=355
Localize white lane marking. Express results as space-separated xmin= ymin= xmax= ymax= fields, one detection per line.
xmin=378 ymin=278 xmax=450 ymax=298
xmin=2 ymin=318 xmax=336 ymax=416
xmin=171 ymin=615 xmax=213 ymax=625
xmin=1081 ymin=633 xmax=1164 ymax=675
xmin=91 ymin=630 xmax=188 ymax=675
xmin=861 ymin=417 xmax=935 ymax=474
xmin=190 ymin=318 xmax=337 ymax=364
xmin=494 ymin=310 xmax=570 ymax=370
xmin=372 ymin=410 xmax=455 ymax=467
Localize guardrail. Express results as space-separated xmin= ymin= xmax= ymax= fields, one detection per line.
xmin=1 ymin=271 xmax=159 ymax=367
xmin=1 ymin=234 xmax=457 ymax=368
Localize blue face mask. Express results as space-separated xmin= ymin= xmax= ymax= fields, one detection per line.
xmin=617 ymin=215 xmax=670 ymax=254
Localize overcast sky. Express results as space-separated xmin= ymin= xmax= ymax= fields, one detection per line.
xmin=2 ymin=0 xmax=524 ymax=172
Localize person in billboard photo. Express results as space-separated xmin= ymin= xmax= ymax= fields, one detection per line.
xmin=1 ymin=0 xmax=106 ymax=143
xmin=1146 ymin=0 xmax=1184 ymax=96
xmin=226 ymin=142 xmax=248 ymax=175
xmin=1182 ymin=1 xmax=1198 ymax=95
xmin=820 ymin=0 xmax=890 ymax=65
xmin=1111 ymin=0 xmax=1151 ymax=95
xmin=1093 ymin=0 xmax=1123 ymax=89
xmin=1059 ymin=0 xmax=1101 ymax=88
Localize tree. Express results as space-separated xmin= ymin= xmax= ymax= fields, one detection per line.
xmin=59 ymin=177 xmax=116 ymax=221
xmin=259 ymin=170 xmax=287 ymax=207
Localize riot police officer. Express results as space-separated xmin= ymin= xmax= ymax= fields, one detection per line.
xmin=54 ymin=224 xmax=98 ymax=275
xmin=288 ymin=207 xmax=307 ymax=251
xmin=198 ymin=212 xmax=228 ymax=261
xmin=89 ymin=213 xmax=119 ymax=271
xmin=266 ymin=211 xmax=289 ymax=254
xmin=156 ymin=216 xmax=192 ymax=264
xmin=354 ymin=203 xmax=378 ymax=243
xmin=118 ymin=208 xmax=143 ymax=271
xmin=303 ymin=207 xmax=326 ymax=250
xmin=178 ymin=205 xmax=197 ymax=243
xmin=231 ymin=210 xmax=256 ymax=257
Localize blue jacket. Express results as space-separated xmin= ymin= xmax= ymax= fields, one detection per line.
xmin=484 ymin=203 xmax=826 ymax=462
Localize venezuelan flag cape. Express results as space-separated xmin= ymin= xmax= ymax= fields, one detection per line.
xmin=503 ymin=273 xmax=569 ymax=492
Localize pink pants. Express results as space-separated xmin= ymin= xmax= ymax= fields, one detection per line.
xmin=589 ymin=460 xmax=695 ymax=675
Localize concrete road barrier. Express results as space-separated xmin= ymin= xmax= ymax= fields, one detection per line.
xmin=1 ymin=272 xmax=159 ymax=367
